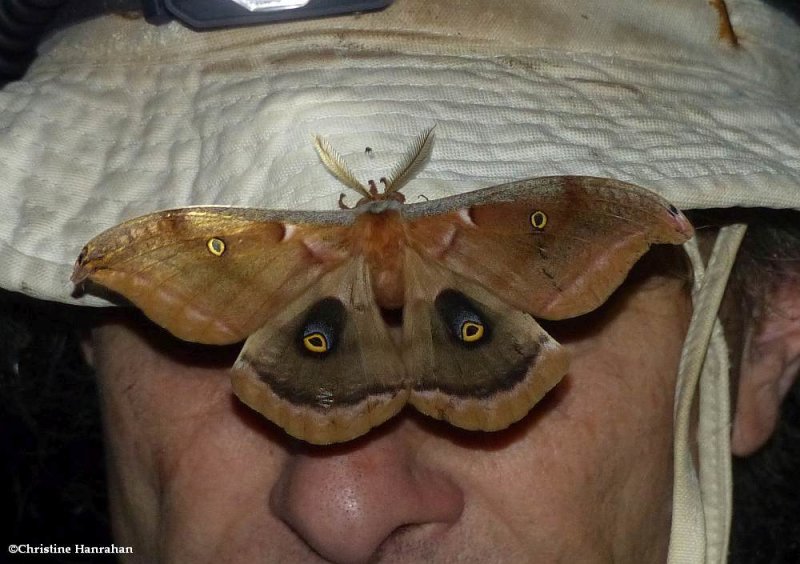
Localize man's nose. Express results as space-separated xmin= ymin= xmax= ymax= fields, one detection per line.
xmin=269 ymin=426 xmax=464 ymax=563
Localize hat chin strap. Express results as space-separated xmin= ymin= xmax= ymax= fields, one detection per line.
xmin=668 ymin=224 xmax=747 ymax=564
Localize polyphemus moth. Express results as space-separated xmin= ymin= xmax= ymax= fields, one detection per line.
xmin=72 ymin=128 xmax=694 ymax=444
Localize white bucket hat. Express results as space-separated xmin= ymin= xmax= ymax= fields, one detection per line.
xmin=1 ymin=1 xmax=798 ymax=562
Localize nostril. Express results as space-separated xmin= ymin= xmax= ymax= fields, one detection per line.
xmin=269 ymin=437 xmax=463 ymax=564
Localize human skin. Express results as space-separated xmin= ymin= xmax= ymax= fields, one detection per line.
xmin=84 ymin=257 xmax=692 ymax=564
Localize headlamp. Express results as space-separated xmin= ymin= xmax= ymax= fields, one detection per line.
xmin=141 ymin=0 xmax=393 ymax=28
xmin=0 ymin=0 xmax=393 ymax=82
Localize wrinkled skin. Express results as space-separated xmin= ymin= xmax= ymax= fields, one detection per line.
xmin=85 ymin=259 xmax=692 ymax=563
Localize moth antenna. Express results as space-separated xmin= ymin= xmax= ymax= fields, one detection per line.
xmin=384 ymin=125 xmax=436 ymax=194
xmin=337 ymin=193 xmax=353 ymax=209
xmin=313 ymin=135 xmax=372 ymax=198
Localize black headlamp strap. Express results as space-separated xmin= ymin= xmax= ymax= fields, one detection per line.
xmin=0 ymin=0 xmax=65 ymax=81
xmin=0 ymin=0 xmax=139 ymax=82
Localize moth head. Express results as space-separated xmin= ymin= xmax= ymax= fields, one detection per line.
xmin=314 ymin=126 xmax=436 ymax=209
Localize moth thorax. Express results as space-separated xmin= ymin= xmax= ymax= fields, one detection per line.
xmin=352 ymin=211 xmax=407 ymax=310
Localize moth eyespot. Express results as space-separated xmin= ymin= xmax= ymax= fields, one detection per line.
xmin=530 ymin=210 xmax=548 ymax=230
xmin=297 ymin=298 xmax=345 ymax=357
xmin=303 ymin=332 xmax=329 ymax=354
xmin=207 ymin=237 xmax=226 ymax=256
xmin=435 ymin=289 xmax=491 ymax=348
xmin=460 ymin=321 xmax=485 ymax=342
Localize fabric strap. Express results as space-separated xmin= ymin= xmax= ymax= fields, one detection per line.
xmin=668 ymin=223 xmax=747 ymax=563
